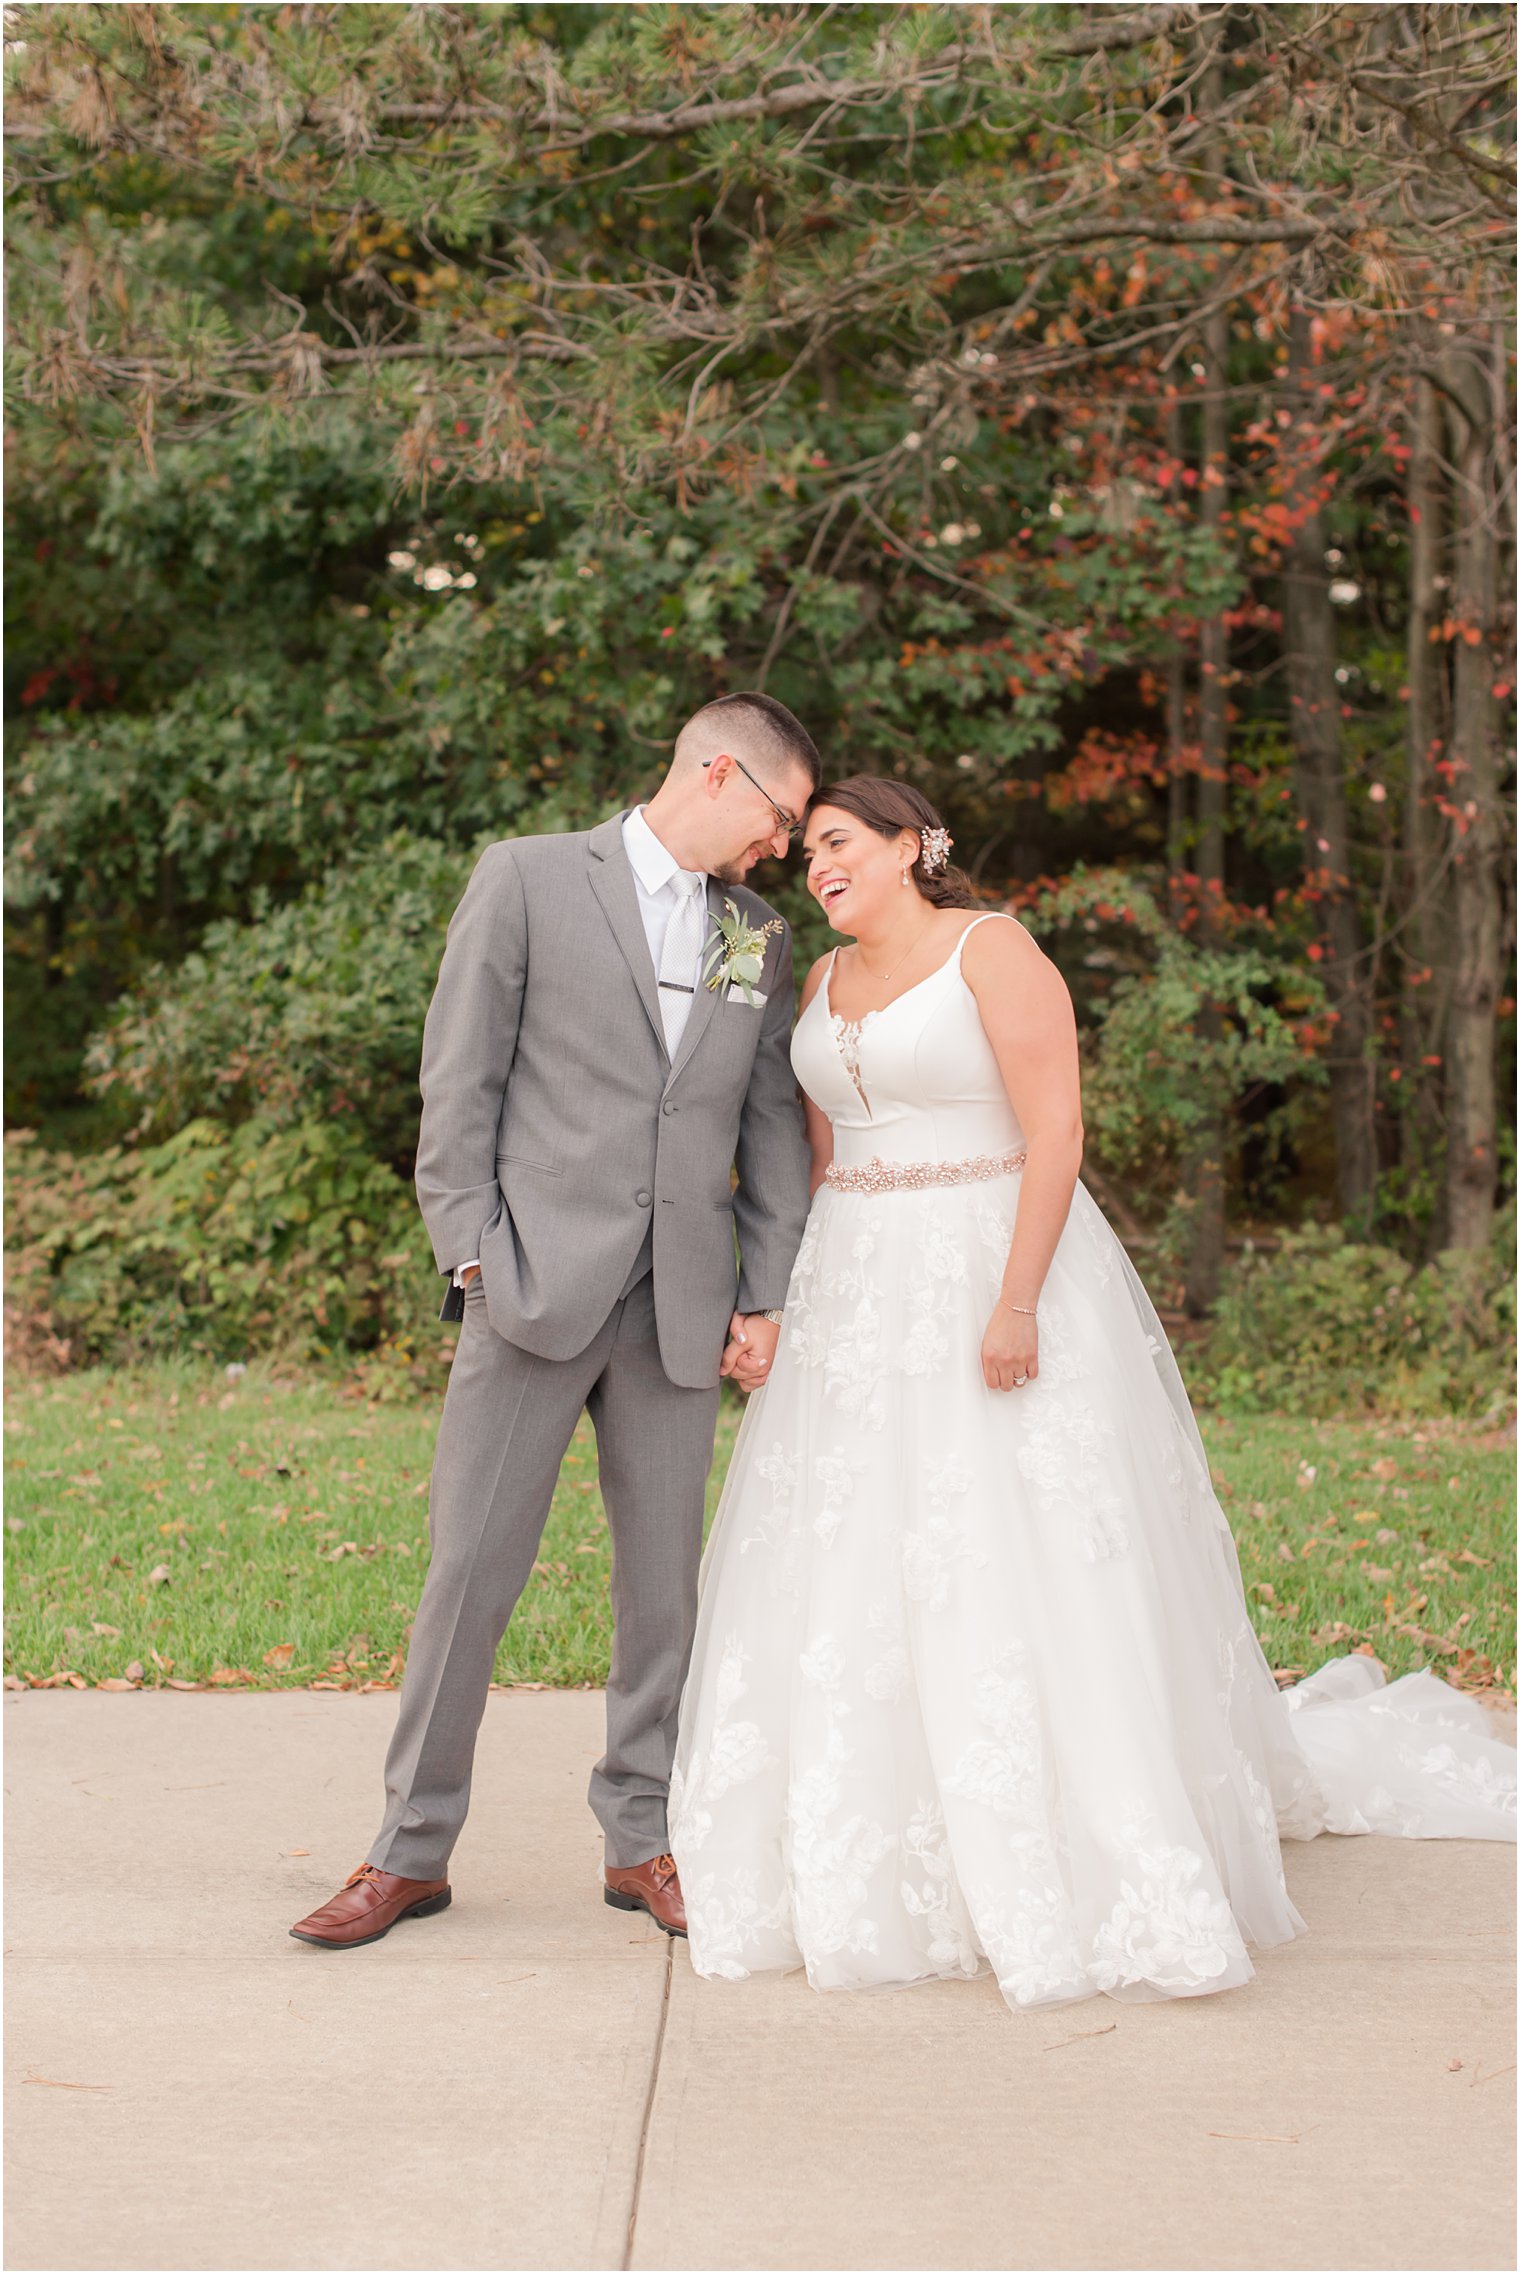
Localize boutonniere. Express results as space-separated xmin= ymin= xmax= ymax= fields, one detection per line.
xmin=702 ymin=898 xmax=783 ymax=1004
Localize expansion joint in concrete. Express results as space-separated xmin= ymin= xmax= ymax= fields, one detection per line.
xmin=622 ymin=1934 xmax=673 ymax=2272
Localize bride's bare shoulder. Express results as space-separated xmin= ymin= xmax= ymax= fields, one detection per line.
xmin=961 ymin=911 xmax=1070 ymax=1013
xmin=959 ymin=910 xmax=1044 ymax=969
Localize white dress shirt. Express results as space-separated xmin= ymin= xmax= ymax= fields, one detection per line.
xmin=620 ymin=804 xmax=710 ymax=982
xmin=450 ymin=808 xmax=709 ymax=1286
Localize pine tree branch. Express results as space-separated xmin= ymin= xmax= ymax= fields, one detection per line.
xmin=1045 ymin=5 xmax=1189 ymax=58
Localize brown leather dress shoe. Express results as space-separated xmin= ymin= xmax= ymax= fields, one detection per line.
xmin=290 ymin=1863 xmax=451 ymax=1950
xmin=604 ymin=1851 xmax=687 ymax=1939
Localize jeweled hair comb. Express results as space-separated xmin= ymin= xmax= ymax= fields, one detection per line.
xmin=919 ymin=825 xmax=953 ymax=874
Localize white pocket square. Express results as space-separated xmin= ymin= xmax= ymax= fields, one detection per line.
xmin=727 ymin=988 xmax=767 ymax=1009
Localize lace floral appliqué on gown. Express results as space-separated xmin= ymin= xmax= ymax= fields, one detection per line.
xmin=670 ymin=919 xmax=1517 ymax=2013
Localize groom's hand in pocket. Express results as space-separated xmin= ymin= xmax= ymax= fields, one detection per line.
xmin=719 ymin=1311 xmax=779 ymax=1392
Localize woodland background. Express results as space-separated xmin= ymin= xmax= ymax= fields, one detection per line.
xmin=5 ymin=1 xmax=1516 ymax=1418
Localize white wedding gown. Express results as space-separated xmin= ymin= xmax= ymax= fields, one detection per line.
xmin=669 ymin=916 xmax=1516 ymax=2011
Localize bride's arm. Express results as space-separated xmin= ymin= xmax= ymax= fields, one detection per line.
xmin=797 ymin=956 xmax=836 ymax=1196
xmin=962 ymin=918 xmax=1084 ymax=1388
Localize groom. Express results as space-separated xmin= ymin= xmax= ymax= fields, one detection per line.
xmin=291 ymin=694 xmax=817 ymax=1949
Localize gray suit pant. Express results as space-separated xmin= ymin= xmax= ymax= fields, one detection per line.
xmin=368 ymin=1269 xmax=719 ymax=1877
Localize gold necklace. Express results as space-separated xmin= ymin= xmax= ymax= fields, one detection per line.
xmin=858 ymin=916 xmax=935 ymax=986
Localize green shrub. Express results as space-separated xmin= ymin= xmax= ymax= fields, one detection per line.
xmin=1020 ymin=867 xmax=1331 ymax=1230
xmin=82 ymin=833 xmax=474 ymax=1168
xmin=5 ymin=1118 xmax=431 ymax=1371
xmin=1193 ymin=1218 xmax=1517 ymax=1418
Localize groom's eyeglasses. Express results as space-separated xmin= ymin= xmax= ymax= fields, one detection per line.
xmin=710 ymin=753 xmax=801 ymax=843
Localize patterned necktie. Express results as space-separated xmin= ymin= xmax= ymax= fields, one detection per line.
xmin=657 ymin=871 xmax=707 ymax=1054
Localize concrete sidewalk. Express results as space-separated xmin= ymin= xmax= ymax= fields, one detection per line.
xmin=5 ymin=1690 xmax=1515 ymax=2273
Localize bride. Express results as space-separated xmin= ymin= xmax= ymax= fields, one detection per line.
xmin=669 ymin=774 xmax=1515 ymax=2012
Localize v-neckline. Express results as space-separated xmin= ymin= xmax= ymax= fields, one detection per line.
xmin=822 ymin=925 xmax=978 ymax=1031
xmin=821 ymin=924 xmax=984 ymax=1118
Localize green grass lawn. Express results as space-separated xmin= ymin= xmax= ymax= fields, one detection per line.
xmin=5 ymin=1361 xmax=1514 ymax=1697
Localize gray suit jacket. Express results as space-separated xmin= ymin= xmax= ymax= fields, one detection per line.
xmin=414 ymin=812 xmax=812 ymax=1390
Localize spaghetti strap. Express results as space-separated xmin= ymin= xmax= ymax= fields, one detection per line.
xmin=950 ymin=910 xmax=1014 ymax=968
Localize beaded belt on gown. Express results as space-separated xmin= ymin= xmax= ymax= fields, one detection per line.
xmin=822 ymin=1147 xmax=1027 ymax=1194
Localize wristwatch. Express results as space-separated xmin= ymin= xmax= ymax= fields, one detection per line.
xmin=761 ymin=1308 xmax=785 ymax=1326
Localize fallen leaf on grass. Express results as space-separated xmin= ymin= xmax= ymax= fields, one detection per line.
xmin=209 ymin=1666 xmax=256 ymax=1687
xmin=1450 ymin=1650 xmax=1505 ymax=1692
xmin=147 ymin=1565 xmax=171 ymax=1587
xmin=1395 ymin=1623 xmax=1459 ymax=1656
xmin=3 ymin=1676 xmax=26 ymax=1691
xmin=98 ymin=1677 xmax=138 ymax=1692
xmin=263 ymin=1644 xmax=296 ymax=1671
xmin=124 ymin=1661 xmax=144 ymax=1682
xmin=165 ymin=1678 xmax=200 ymax=1691
xmin=1312 ymin=1622 xmax=1370 ymax=1651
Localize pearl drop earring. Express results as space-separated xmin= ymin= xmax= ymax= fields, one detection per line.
xmin=901 ymin=866 xmax=912 ymax=888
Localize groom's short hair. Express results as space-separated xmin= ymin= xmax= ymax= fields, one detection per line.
xmin=675 ymin=693 xmax=822 ymax=794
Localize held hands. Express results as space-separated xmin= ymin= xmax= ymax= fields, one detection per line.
xmin=981 ymin=1298 xmax=1038 ymax=1393
xmin=719 ymin=1310 xmax=780 ymax=1393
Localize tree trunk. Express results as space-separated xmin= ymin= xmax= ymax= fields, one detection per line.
xmin=1183 ymin=180 xmax=1230 ymax=1317
xmin=1401 ymin=370 xmax=1451 ymax=1240
xmin=1165 ymin=392 xmax=1190 ymax=927
xmin=1442 ymin=340 xmax=1503 ymax=1251
xmin=1284 ymin=305 xmax=1377 ymax=1229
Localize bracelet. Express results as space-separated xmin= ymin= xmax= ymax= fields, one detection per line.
xmin=996 ymin=1297 xmax=1039 ymax=1317
xmin=760 ymin=1308 xmax=785 ymax=1326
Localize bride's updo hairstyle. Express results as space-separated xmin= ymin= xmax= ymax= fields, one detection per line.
xmin=806 ymin=775 xmax=978 ymax=909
